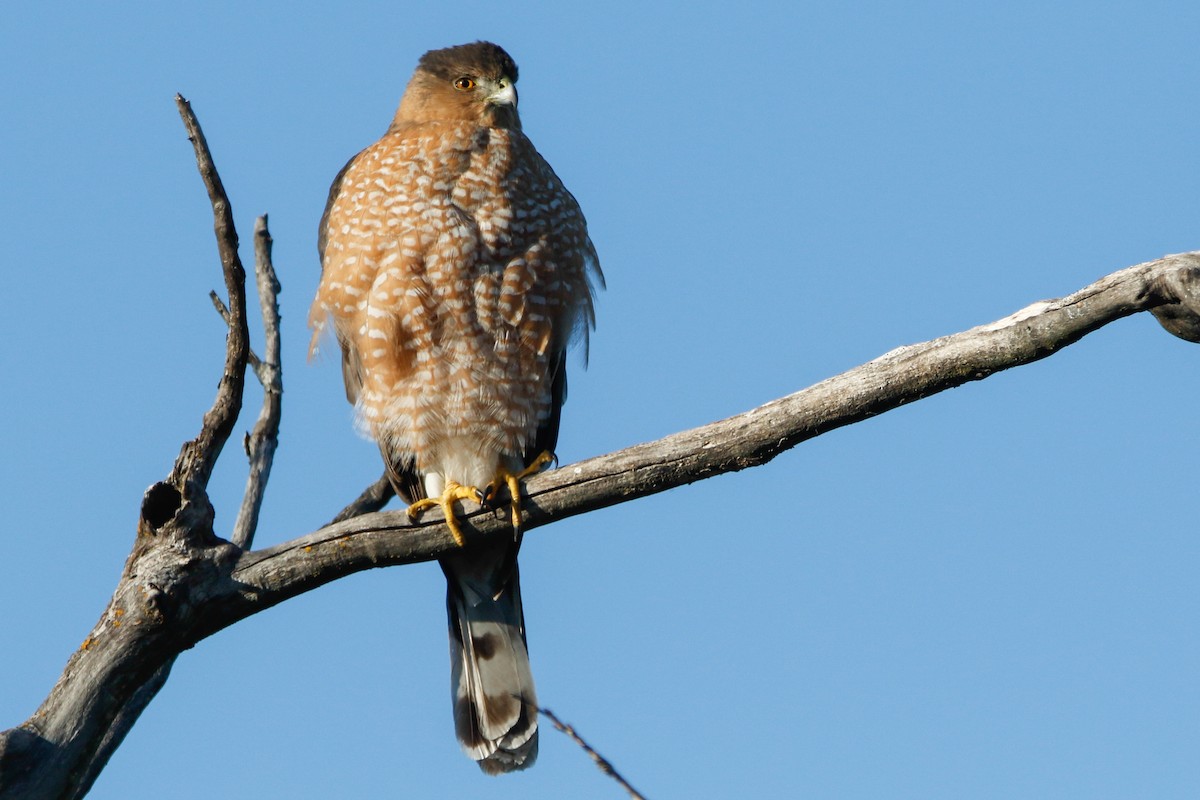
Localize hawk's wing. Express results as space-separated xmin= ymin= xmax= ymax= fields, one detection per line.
xmin=314 ymin=149 xmax=368 ymax=405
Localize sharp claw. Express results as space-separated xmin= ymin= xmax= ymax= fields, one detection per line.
xmin=405 ymin=497 xmax=435 ymax=523
xmin=405 ymin=484 xmax=482 ymax=547
xmin=482 ymin=484 xmax=498 ymax=508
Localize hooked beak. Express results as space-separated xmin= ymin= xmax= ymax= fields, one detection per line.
xmin=489 ymin=81 xmax=517 ymax=108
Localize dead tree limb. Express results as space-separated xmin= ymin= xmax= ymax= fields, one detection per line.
xmin=329 ymin=471 xmax=396 ymax=525
xmin=0 ymin=97 xmax=1196 ymax=800
xmin=169 ymin=94 xmax=248 ymax=495
xmin=539 ymin=705 xmax=648 ymax=800
xmin=229 ymin=250 xmax=1200 ymax=612
xmin=230 ymin=215 xmax=283 ymax=550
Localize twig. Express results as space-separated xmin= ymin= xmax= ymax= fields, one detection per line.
xmin=230 ymin=216 xmax=283 ymax=549
xmin=329 ymin=472 xmax=396 ymax=524
xmin=169 ymin=93 xmax=248 ymax=493
xmin=210 ymin=292 xmax=262 ymax=372
xmin=539 ymin=705 xmax=647 ymax=800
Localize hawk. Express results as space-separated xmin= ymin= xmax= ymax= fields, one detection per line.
xmin=309 ymin=41 xmax=602 ymax=774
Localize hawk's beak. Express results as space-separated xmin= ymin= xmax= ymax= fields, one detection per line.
xmin=489 ymin=82 xmax=517 ymax=108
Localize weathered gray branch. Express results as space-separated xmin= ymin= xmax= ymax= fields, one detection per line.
xmin=204 ymin=217 xmax=280 ymax=549
xmin=539 ymin=705 xmax=648 ymax=800
xmin=0 ymin=94 xmax=251 ymax=800
xmin=1 ymin=94 xmax=1197 ymax=800
xmin=231 ymin=215 xmax=283 ymax=549
xmin=329 ymin=471 xmax=396 ymax=525
xmin=169 ymin=93 xmax=248 ymax=495
xmin=224 ymin=251 xmax=1200 ymax=618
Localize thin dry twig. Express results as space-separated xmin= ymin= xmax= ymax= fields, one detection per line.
xmin=210 ymin=291 xmax=262 ymax=371
xmin=539 ymin=705 xmax=647 ymax=800
xmin=330 ymin=471 xmax=396 ymax=525
xmin=170 ymin=93 xmax=248 ymax=493
xmin=230 ymin=215 xmax=283 ymax=549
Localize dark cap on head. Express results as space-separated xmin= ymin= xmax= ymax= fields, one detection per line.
xmin=417 ymin=41 xmax=519 ymax=84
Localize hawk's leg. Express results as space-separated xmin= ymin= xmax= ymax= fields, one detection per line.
xmin=486 ymin=450 xmax=556 ymax=532
xmin=406 ymin=481 xmax=484 ymax=547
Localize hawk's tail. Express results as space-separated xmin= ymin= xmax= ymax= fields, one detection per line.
xmin=443 ymin=550 xmax=538 ymax=774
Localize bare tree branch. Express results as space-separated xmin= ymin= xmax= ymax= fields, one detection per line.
xmin=70 ymin=660 xmax=175 ymax=800
xmin=4 ymin=247 xmax=1198 ymax=800
xmin=329 ymin=472 xmax=396 ymax=525
xmin=169 ymin=93 xmax=248 ymax=496
xmin=214 ymin=250 xmax=1200 ymax=610
xmin=231 ymin=215 xmax=283 ymax=549
xmin=209 ymin=291 xmax=261 ymax=372
xmin=0 ymin=95 xmax=251 ymax=800
xmin=1 ymin=95 xmax=1196 ymax=800
xmin=539 ymin=705 xmax=648 ymax=800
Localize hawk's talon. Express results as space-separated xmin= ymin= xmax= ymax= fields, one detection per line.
xmin=521 ymin=450 xmax=556 ymax=477
xmin=490 ymin=450 xmax=556 ymax=535
xmin=405 ymin=480 xmax=483 ymax=548
xmin=405 ymin=452 xmax=555 ymax=545
xmin=480 ymin=482 xmax=501 ymax=510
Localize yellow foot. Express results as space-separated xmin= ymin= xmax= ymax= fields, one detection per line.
xmin=486 ymin=450 xmax=556 ymax=532
xmin=406 ymin=481 xmax=483 ymax=547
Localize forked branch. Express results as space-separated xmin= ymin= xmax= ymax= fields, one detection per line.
xmin=0 ymin=97 xmax=1196 ymax=800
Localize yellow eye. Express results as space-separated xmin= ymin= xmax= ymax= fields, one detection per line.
xmin=453 ymin=77 xmax=476 ymax=91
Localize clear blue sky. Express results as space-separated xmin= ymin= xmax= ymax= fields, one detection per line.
xmin=3 ymin=2 xmax=1198 ymax=798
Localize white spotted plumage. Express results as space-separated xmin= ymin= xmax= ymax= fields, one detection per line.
xmin=309 ymin=41 xmax=601 ymax=775
xmin=314 ymin=123 xmax=597 ymax=485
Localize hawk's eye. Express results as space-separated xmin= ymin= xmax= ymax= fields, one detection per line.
xmin=453 ymin=77 xmax=476 ymax=91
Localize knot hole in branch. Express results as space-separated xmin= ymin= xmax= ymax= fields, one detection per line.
xmin=140 ymin=482 xmax=182 ymax=532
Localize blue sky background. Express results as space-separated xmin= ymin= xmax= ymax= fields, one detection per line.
xmin=2 ymin=2 xmax=1198 ymax=798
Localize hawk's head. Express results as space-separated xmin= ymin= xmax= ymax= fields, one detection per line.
xmin=395 ymin=41 xmax=521 ymax=129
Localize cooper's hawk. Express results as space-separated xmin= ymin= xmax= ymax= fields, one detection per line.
xmin=309 ymin=42 xmax=601 ymax=774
